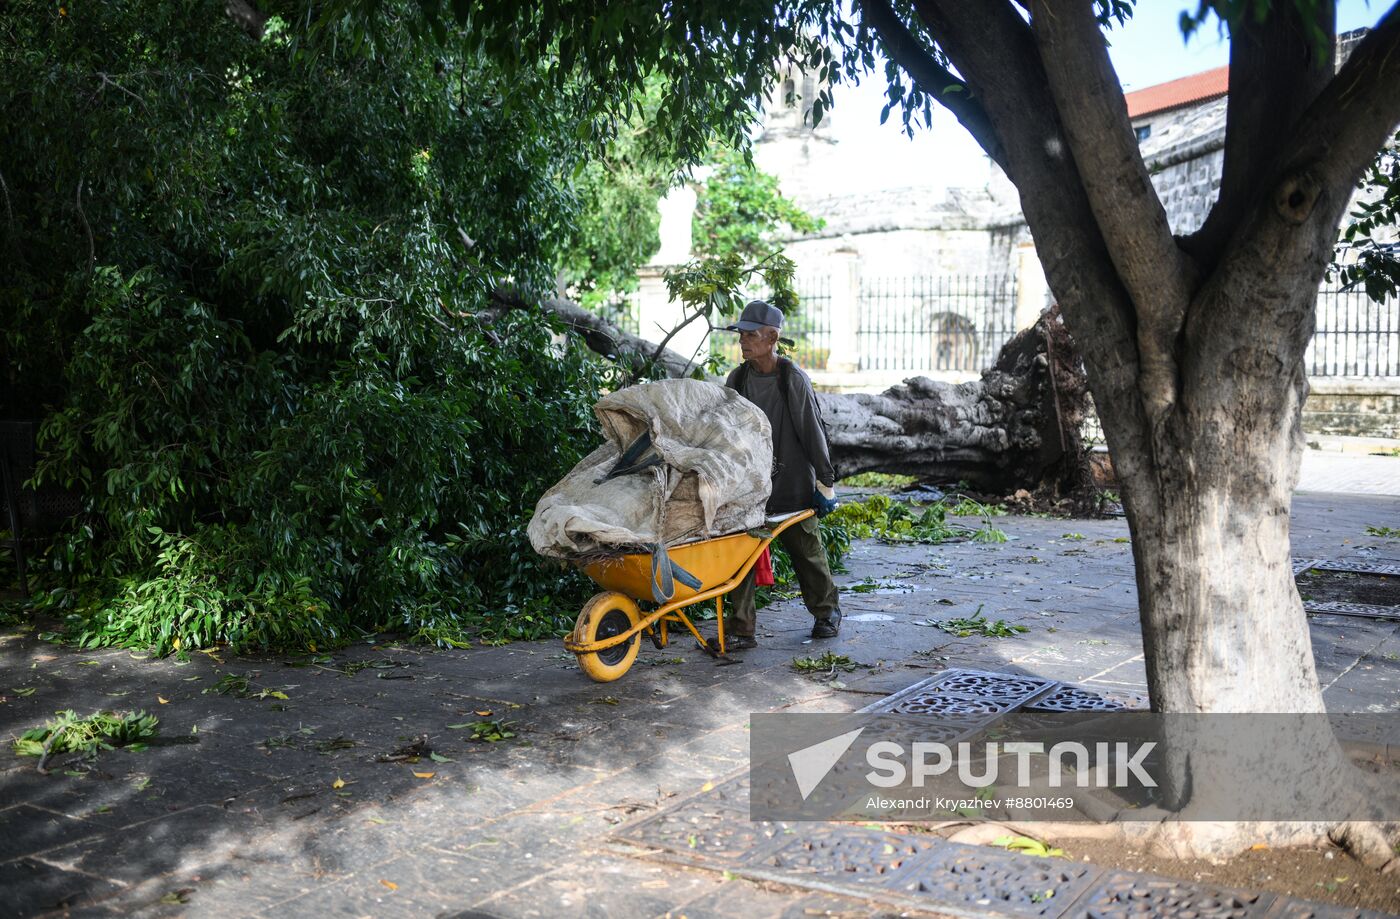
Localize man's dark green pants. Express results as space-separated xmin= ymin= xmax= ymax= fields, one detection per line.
xmin=727 ymin=515 xmax=839 ymax=637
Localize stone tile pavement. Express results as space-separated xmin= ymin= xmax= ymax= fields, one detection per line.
xmin=1298 ymin=451 xmax=1400 ymax=496
xmin=0 ymin=492 xmax=1397 ymax=917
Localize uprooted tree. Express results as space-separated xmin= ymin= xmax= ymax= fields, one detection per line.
xmin=427 ymin=0 xmax=1400 ymax=863
xmin=488 ymin=289 xmax=1092 ymax=494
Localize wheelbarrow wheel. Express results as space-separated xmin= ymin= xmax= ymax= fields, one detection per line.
xmin=573 ymin=592 xmax=641 ymax=682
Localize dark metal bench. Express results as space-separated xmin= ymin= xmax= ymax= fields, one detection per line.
xmin=0 ymin=421 xmax=82 ymax=598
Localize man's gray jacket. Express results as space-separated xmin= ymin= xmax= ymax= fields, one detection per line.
xmin=725 ymin=359 xmax=836 ymax=514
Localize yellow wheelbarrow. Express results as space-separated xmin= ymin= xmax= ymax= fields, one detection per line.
xmin=563 ymin=509 xmax=815 ymax=681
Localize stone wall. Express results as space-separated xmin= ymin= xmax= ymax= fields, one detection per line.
xmin=1304 ymin=380 xmax=1400 ymax=439
xmin=1135 ymin=97 xmax=1226 ymax=234
xmin=781 ymin=224 xmax=1024 ymax=280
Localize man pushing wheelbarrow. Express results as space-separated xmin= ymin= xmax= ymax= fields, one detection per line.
xmin=719 ymin=299 xmax=843 ymax=650
xmin=528 ymin=302 xmax=842 ymax=682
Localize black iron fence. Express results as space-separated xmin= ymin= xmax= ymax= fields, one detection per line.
xmin=779 ymin=274 xmax=832 ymax=371
xmin=707 ymin=273 xmax=1017 ymax=374
xmin=709 ymin=275 xmax=833 ymax=371
xmin=595 ymin=295 xmax=640 ymax=337
xmin=857 ymin=275 xmax=1018 ymax=373
xmin=1307 ymin=284 xmax=1400 ymax=377
xmin=609 ymin=275 xmax=1399 ymax=379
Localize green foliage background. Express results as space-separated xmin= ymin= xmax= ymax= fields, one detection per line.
xmin=557 ymin=79 xmax=674 ymax=309
xmin=0 ymin=1 xmax=657 ymax=652
xmin=1332 ymin=130 xmax=1400 ymax=302
xmin=692 ymin=148 xmax=823 ymax=264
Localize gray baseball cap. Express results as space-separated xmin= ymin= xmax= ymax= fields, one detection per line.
xmin=723 ymin=299 xmax=785 ymax=332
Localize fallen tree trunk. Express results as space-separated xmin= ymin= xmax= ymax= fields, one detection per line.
xmin=819 ymin=308 xmax=1090 ymax=493
xmin=489 ymin=290 xmax=1091 ymax=494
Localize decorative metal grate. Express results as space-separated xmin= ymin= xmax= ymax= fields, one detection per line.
xmin=1310 ymin=559 xmax=1400 ymax=577
xmin=861 ymin=669 xmax=1059 ymax=716
xmin=1260 ymin=898 xmax=1394 ymax=918
xmin=892 ymin=845 xmax=1100 ymax=917
xmin=616 ymin=777 xmax=786 ymax=866
xmin=755 ymin=829 xmax=942 ymax=886
xmin=1023 ymin=685 xmax=1142 ymax=713
xmin=891 ymin=693 xmax=1006 ymax=716
xmin=1304 ymin=601 xmax=1400 ymax=622
xmin=1074 ymin=871 xmax=1262 ymax=919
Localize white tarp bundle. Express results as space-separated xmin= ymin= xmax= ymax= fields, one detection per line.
xmin=528 ymin=379 xmax=772 ymax=560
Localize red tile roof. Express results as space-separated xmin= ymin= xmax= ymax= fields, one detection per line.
xmin=1125 ymin=65 xmax=1229 ymax=119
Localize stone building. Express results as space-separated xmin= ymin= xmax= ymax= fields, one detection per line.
xmin=1126 ymin=66 xmax=1229 ymax=235
xmin=638 ymin=62 xmax=1047 ymax=390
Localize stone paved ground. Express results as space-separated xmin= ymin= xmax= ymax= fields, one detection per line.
xmin=1 ymin=492 xmax=1398 ymax=917
xmin=1298 ymin=451 xmax=1400 ymax=496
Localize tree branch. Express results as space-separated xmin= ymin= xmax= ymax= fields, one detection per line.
xmin=648 ymin=301 xmax=708 ymax=366
xmin=895 ymin=0 xmax=1160 ymax=513
xmin=486 ymin=288 xmax=693 ymax=378
xmin=1030 ymin=0 xmax=1191 ymax=427
xmin=1177 ymin=4 xmax=1400 ymax=423
xmin=94 ymin=72 xmax=151 ymax=114
xmin=1183 ymin=2 xmax=1335 ymax=271
xmin=75 ymin=177 xmax=94 ymax=275
xmin=856 ymin=0 xmax=1008 ymax=170
xmin=0 ymin=166 xmax=15 ymax=248
xmin=1191 ymin=3 xmax=1400 ymax=372
xmin=1276 ymin=2 xmax=1400 ymax=207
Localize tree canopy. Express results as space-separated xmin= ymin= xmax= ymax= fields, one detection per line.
xmin=692 ymin=147 xmax=823 ymax=264
xmin=0 ymin=0 xmax=741 ymax=650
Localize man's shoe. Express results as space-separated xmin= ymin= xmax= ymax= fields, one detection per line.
xmin=810 ymin=608 xmax=842 ymax=639
xmin=710 ymin=634 xmax=757 ymax=652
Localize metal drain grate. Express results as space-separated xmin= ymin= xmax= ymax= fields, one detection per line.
xmin=616 ymin=777 xmax=788 ymax=866
xmin=613 ymin=807 xmax=1389 ymax=918
xmin=1023 ymin=684 xmax=1144 ymax=712
xmin=889 ymin=843 xmax=1100 ymax=917
xmin=859 ymin=668 xmax=1059 ymax=716
xmin=754 ymin=828 xmax=942 ymax=886
xmin=1311 ymin=560 xmax=1400 ymax=577
xmin=861 ymin=669 xmax=1147 ymax=715
xmin=1074 ymin=871 xmax=1262 ymax=918
xmin=1304 ymin=600 xmax=1400 ymax=622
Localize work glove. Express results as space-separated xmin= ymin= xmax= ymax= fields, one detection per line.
xmin=813 ymin=482 xmax=839 ymax=517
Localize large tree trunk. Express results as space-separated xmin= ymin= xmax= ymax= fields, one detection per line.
xmin=820 ymin=307 xmax=1090 ymax=493
xmin=1128 ymin=370 xmax=1320 ymax=714
xmin=489 ymin=290 xmax=1092 ymax=494
xmin=859 ymin=0 xmax=1400 ymax=864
